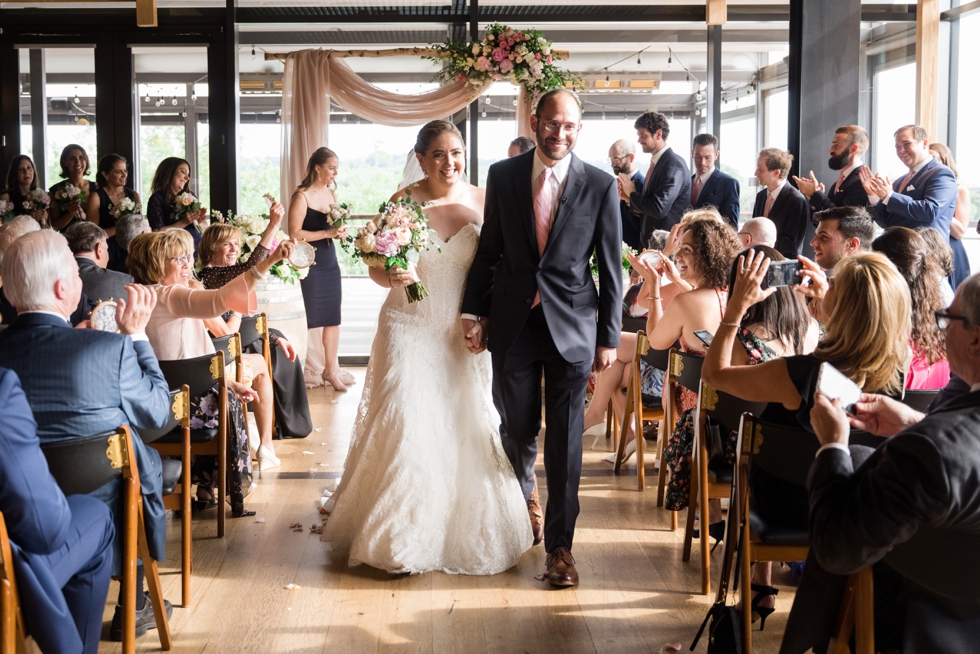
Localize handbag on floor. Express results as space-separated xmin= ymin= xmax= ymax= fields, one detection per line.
xmin=691 ymin=498 xmax=743 ymax=653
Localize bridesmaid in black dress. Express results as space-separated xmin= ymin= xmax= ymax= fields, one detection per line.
xmin=0 ymin=155 xmax=48 ymax=226
xmin=146 ymin=156 xmax=208 ymax=253
xmin=49 ymin=144 xmax=93 ymax=232
xmin=287 ymin=147 xmax=353 ymax=392
xmin=84 ymin=153 xmax=141 ymax=265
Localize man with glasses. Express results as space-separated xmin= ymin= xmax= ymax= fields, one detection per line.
xmin=607 ymin=139 xmax=645 ymax=250
xmin=859 ymin=124 xmax=957 ymax=238
xmin=794 ymin=273 xmax=980 ymax=652
xmin=616 ymin=111 xmax=691 ymax=246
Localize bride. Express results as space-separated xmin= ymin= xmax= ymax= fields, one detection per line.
xmin=321 ymin=120 xmax=533 ymax=574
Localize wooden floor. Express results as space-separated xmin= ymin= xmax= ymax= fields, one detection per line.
xmin=71 ymin=368 xmax=795 ymax=653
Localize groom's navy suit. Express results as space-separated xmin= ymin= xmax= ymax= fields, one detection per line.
xmin=462 ymin=149 xmax=622 ymax=552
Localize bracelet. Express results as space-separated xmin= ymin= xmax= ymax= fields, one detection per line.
xmin=719 ymin=321 xmax=741 ymax=329
xmin=250 ymin=267 xmax=267 ymax=281
xmin=646 ymin=295 xmax=661 ymax=301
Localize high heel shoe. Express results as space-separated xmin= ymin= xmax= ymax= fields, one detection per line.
xmin=322 ymin=371 xmax=348 ymax=392
xmin=605 ymin=438 xmax=636 ymax=464
xmin=257 ymin=445 xmax=280 ymax=471
xmin=749 ymin=584 xmax=779 ymax=630
xmin=584 ymin=422 xmax=607 ymax=450
xmin=692 ymin=519 xmax=726 ymax=553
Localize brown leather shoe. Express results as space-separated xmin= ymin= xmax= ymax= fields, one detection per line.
xmin=527 ymin=490 xmax=544 ymax=547
xmin=545 ymin=548 xmax=579 ymax=587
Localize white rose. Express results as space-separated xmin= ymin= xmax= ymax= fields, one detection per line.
xmin=245 ymin=234 xmax=261 ymax=251
xmin=276 ymin=230 xmax=289 ymax=242
xmin=393 ymin=226 xmax=412 ymax=246
xmin=355 ymin=233 xmax=376 ymax=253
xmin=542 ymin=46 xmax=551 ymax=55
xmin=249 ymin=216 xmax=267 ymax=234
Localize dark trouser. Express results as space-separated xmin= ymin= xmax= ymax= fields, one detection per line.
xmin=18 ymin=494 xmax=115 ymax=654
xmin=491 ymin=306 xmax=592 ymax=553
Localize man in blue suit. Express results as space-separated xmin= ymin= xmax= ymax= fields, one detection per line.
xmin=689 ymin=133 xmax=741 ymax=230
xmin=0 ymin=366 xmax=114 ymax=654
xmin=616 ymin=111 xmax=692 ymax=246
xmin=860 ymin=124 xmax=958 ymax=239
xmin=0 ymin=230 xmax=172 ymax=641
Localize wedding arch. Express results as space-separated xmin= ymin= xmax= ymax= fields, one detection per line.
xmin=268 ymin=24 xmax=572 ymax=201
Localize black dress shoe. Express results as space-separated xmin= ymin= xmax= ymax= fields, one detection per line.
xmin=109 ymin=591 xmax=173 ymax=641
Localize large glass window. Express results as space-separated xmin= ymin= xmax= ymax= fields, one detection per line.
xmin=721 ymin=114 xmax=759 ymax=216
xmin=765 ymin=89 xmax=788 ymax=151
xmin=956 ymin=11 xmax=980 ymax=220
xmin=872 ymin=62 xmax=916 ymax=178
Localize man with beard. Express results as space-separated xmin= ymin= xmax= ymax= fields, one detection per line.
xmin=793 ymin=125 xmax=870 ymax=214
xmin=607 ymin=139 xmax=645 ymax=250
xmin=616 ymin=111 xmax=691 ymax=245
xmin=688 ymin=133 xmax=740 ymax=230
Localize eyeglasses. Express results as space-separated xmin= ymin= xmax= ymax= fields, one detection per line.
xmin=169 ymin=254 xmax=194 ymax=265
xmin=607 ymin=156 xmax=629 ymax=164
xmin=935 ymin=310 xmax=969 ymax=330
xmin=541 ymin=120 xmax=580 ymax=135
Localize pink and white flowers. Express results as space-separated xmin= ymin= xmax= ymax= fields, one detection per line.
xmin=0 ymin=200 xmax=14 ymax=223
xmin=54 ymin=184 xmax=84 ymax=211
xmin=22 ymin=189 xmax=50 ymax=212
xmin=172 ymin=192 xmax=204 ymax=232
xmin=109 ymin=197 xmax=140 ymax=222
xmin=327 ymin=202 xmax=352 ymax=227
xmin=230 ymin=211 xmax=308 ymax=284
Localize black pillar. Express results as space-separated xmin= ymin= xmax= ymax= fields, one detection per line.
xmin=0 ymin=28 xmax=21 ymax=174
xmin=28 ymin=49 xmax=47 ymax=187
xmin=94 ymin=31 xmax=135 ymax=167
xmin=706 ymin=25 xmax=722 ymax=141
xmin=208 ymin=0 xmax=240 ymax=215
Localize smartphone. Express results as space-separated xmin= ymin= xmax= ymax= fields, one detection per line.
xmin=764 ymin=259 xmax=803 ymax=289
xmin=816 ymin=362 xmax=862 ymax=414
xmin=693 ymin=329 xmax=714 ymax=348
xmin=639 ymin=249 xmax=663 ymax=267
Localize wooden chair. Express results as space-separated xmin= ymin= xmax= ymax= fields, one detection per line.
xmin=41 ymin=427 xmax=173 ymax=654
xmin=157 ymin=351 xmax=230 ymax=538
xmin=831 ymin=568 xmax=875 ymax=654
xmin=143 ymin=386 xmax=193 ymax=607
xmin=601 ymin=316 xmax=646 ymax=451
xmin=240 ymin=313 xmax=277 ymax=435
xmin=655 ymin=349 xmax=704 ymax=529
xmin=613 ymin=331 xmax=668 ymax=493
xmin=684 ymin=384 xmax=766 ymax=595
xmin=0 ymin=512 xmax=27 ymax=654
xmin=734 ymin=414 xmax=812 ymax=654
xmin=900 ymin=388 xmax=939 ymax=412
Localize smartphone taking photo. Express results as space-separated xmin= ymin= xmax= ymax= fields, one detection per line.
xmin=693 ymin=329 xmax=714 ymax=348
xmin=815 ymin=362 xmax=862 ymax=414
xmin=764 ymin=259 xmax=803 ymax=289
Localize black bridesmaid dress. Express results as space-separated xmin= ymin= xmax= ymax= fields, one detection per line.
xmin=298 ymin=206 xmax=342 ymax=328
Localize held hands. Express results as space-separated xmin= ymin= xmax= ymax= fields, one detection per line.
xmin=810 ymin=392 xmax=851 ymax=447
xmin=462 ymin=317 xmax=488 ymax=354
xmin=116 ymin=284 xmax=158 ymax=335
xmin=277 ymin=337 xmax=297 ymax=362
xmin=728 ymin=250 xmax=776 ymax=315
xmin=847 ymin=392 xmax=924 ymax=437
xmin=791 ymin=171 xmax=820 ymax=199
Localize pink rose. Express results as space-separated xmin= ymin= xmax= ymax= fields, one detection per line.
xmin=546 ymin=54 xmax=552 ymax=64
xmin=476 ymin=56 xmax=490 ymax=71
xmin=492 ymin=48 xmax=505 ymax=63
xmin=536 ymin=53 xmax=542 ymax=60
xmin=181 ymin=195 xmax=194 ymax=206
xmin=499 ymin=58 xmax=514 ymax=73
xmin=374 ymin=230 xmax=400 ymax=257
xmin=393 ymin=226 xmax=413 ymax=246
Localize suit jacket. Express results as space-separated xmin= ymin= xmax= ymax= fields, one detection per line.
xmin=753 ymin=183 xmax=810 ymax=258
xmin=620 ymin=169 xmax=646 ymax=250
xmin=0 ymin=287 xmax=95 ymax=327
xmin=0 ymin=312 xmax=170 ymax=574
xmin=808 ymin=165 xmax=869 ymax=214
xmin=691 ymin=167 xmax=740 ymax=230
xmin=869 ymin=157 xmax=958 ymax=239
xmin=629 ymin=146 xmax=692 ymax=244
xmin=461 ymin=150 xmax=622 ymax=362
xmin=75 ymin=256 xmax=133 ymax=304
xmin=790 ymin=390 xmax=980 ymax=653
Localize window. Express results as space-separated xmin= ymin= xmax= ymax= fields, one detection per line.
xmin=955 ymin=11 xmax=980 ymax=221
xmin=872 ymin=62 xmax=916 ymax=178
xmin=721 ymin=114 xmax=759 ymax=216
xmin=765 ymin=89 xmax=788 ymax=151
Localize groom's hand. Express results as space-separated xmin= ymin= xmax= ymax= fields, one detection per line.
xmin=593 ymin=346 xmax=616 ymax=373
xmin=462 ymin=318 xmax=488 ymax=354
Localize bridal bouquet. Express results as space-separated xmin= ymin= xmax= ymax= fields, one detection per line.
xmin=346 ymin=196 xmax=432 ymax=303
xmin=22 ymin=189 xmax=50 ymax=213
xmin=54 ymin=184 xmax=85 ymax=211
xmin=230 ymin=212 xmax=308 ymax=284
xmin=327 ymin=202 xmax=352 ymax=227
xmin=109 ymin=197 xmax=140 ymax=222
xmin=172 ymin=192 xmax=204 ymax=232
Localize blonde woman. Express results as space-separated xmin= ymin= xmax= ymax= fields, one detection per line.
xmin=702 ymin=250 xmax=910 ymax=628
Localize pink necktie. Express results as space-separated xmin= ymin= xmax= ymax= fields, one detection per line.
xmin=643 ymin=159 xmax=656 ymax=191
xmin=834 ymin=171 xmax=846 ymax=193
xmin=532 ymin=167 xmax=557 ymax=307
xmin=763 ymin=192 xmax=775 ymax=218
xmin=691 ymin=176 xmax=702 ymax=206
xmin=898 ymin=170 xmax=914 ymax=194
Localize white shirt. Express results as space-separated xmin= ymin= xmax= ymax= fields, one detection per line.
xmin=836 ymin=159 xmax=863 ymax=190
xmin=766 ymin=179 xmax=787 ymax=203
xmin=649 ymin=145 xmax=670 ymax=169
xmin=695 ymin=166 xmax=716 ymax=187
xmin=871 ymin=157 xmax=929 ymax=207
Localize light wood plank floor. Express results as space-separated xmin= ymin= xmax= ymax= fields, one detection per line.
xmin=71 ymin=368 xmax=797 ymax=653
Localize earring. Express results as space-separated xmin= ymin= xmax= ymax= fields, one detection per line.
xmin=421 ymin=167 xmax=428 ymax=179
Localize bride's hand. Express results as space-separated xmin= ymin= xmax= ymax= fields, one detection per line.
xmin=462 ymin=318 xmax=488 ymax=353
xmin=388 ymin=265 xmax=413 ymax=288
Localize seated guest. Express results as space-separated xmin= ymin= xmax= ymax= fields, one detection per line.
xmin=608 ymin=138 xmax=645 ymax=250
xmin=929 ymin=142 xmax=971 ymax=289
xmin=788 ymin=275 xmax=980 ymax=652
xmin=198 ymin=207 xmax=313 ymax=446
xmin=127 ymin=230 xmax=293 ymax=506
xmin=0 ymin=155 xmax=48 ymax=227
xmin=690 ymin=133 xmax=741 ymax=230
xmin=737 ymin=217 xmax=777 ymax=249
xmin=0 ymin=365 xmax=115 ymax=654
xmin=65 ymin=221 xmax=134 ymax=303
xmin=809 ymin=205 xmax=874 ymax=272
xmin=873 ymin=227 xmax=950 ymax=390
xmin=793 ymin=125 xmax=870 ymax=213
xmin=48 ymin=144 xmax=93 ymax=231
xmin=702 ymin=251 xmax=909 ymax=627
xmin=753 ymin=148 xmax=810 ymax=258
xmin=109 ymin=213 xmax=150 ymax=275
xmin=0 ymin=216 xmax=42 ymax=325
xmin=0 ymin=230 xmax=172 ymax=640
xmin=861 ymin=124 xmax=957 ymax=238
xmin=146 ymin=157 xmax=208 ymax=252
xmin=507 ymin=136 xmax=535 ymax=157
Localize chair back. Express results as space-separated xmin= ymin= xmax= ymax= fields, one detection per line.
xmin=139 ymin=386 xmax=190 ymax=444
xmin=238 ymin=314 xmax=264 ymax=349
xmin=668 ymin=348 xmax=705 ymax=394
xmin=740 ymin=414 xmax=819 ymax=487
xmin=700 ymin=383 xmax=767 ymax=435
xmin=158 ymin=351 xmax=226 ymax=399
xmin=900 ymin=388 xmax=939 ymax=412
xmin=40 ymin=429 xmax=130 ymax=496
xmin=621 ymin=316 xmax=647 ymax=334
xmin=885 ymin=528 xmax=980 ymax=604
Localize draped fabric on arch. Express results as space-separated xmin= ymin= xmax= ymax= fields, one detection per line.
xmin=279 ymin=48 xmax=491 ymax=205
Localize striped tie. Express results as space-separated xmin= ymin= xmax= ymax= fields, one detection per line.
xmin=532 ymin=167 xmax=556 ymax=307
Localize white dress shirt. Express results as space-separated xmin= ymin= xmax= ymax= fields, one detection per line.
xmin=695 ymin=166 xmax=716 ymax=187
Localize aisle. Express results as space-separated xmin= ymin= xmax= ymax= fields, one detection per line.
xmin=83 ymin=370 xmax=795 ymax=653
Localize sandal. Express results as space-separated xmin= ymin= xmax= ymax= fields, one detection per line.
xmin=322 ymin=371 xmax=348 ymax=392
xmin=193 ymin=486 xmax=218 ymax=512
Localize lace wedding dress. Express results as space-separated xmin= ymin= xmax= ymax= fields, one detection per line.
xmin=321 ymin=223 xmax=533 ymax=574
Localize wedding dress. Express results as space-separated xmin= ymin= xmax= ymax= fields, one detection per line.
xmin=321 ymin=223 xmax=533 ymax=574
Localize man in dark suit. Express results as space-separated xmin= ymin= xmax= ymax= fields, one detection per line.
xmin=793 ymin=125 xmax=870 ymax=214
xmin=607 ymin=138 xmax=645 ymax=250
xmin=65 ymin=221 xmax=134 ymax=303
xmin=0 ymin=366 xmax=115 ymax=654
xmin=784 ymin=275 xmax=980 ymax=653
xmin=861 ymin=124 xmax=958 ymax=238
xmin=752 ymin=148 xmax=810 ymax=258
xmin=0 ymin=229 xmax=172 ymax=640
xmin=689 ymin=133 xmax=740 ymax=229
xmin=462 ymin=89 xmax=621 ymax=588
xmin=616 ymin=111 xmax=691 ymax=245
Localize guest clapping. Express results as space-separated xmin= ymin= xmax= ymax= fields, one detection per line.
xmin=49 ymin=144 xmax=93 ymax=231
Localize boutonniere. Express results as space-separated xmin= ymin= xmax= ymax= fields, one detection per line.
xmin=907 ymin=185 xmax=916 ymax=192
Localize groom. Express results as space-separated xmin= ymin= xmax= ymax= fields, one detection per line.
xmin=461 ymin=89 xmax=622 ymax=587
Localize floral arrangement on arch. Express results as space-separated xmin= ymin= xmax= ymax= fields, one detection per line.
xmin=230 ymin=212 xmax=309 ymax=285
xmin=427 ymin=23 xmax=575 ymax=95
